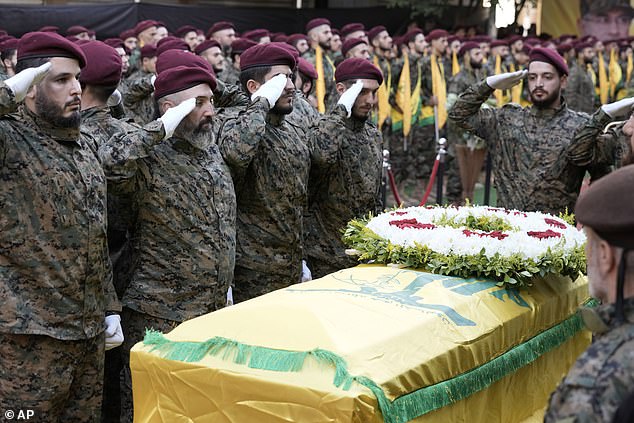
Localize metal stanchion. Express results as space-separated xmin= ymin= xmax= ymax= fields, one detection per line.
xmin=435 ymin=138 xmax=447 ymax=205
xmin=381 ymin=149 xmax=390 ymax=210
xmin=484 ymin=151 xmax=492 ymax=205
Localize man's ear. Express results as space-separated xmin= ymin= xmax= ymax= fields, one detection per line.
xmin=560 ymin=74 xmax=568 ymax=90
xmin=160 ymin=99 xmax=175 ymax=115
xmin=246 ymin=79 xmax=260 ymax=95
xmin=597 ymin=239 xmax=618 ymax=277
xmin=336 ymin=82 xmax=346 ymax=95
xmin=25 ymin=84 xmax=37 ymax=101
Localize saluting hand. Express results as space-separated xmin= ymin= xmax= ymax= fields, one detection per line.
xmin=4 ymin=62 xmax=52 ymax=102
xmin=486 ymin=69 xmax=527 ymax=91
xmin=158 ymin=97 xmax=196 ymax=140
xmin=337 ymin=80 xmax=364 ymax=118
xmin=601 ymin=97 xmax=634 ymax=118
xmin=251 ymin=73 xmax=287 ymax=108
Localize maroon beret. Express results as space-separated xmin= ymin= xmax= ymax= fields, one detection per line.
xmin=195 ymin=39 xmax=221 ymax=55
xmin=335 ymin=57 xmax=383 ymax=84
xmin=405 ymin=29 xmax=423 ymax=43
xmin=18 ymin=31 xmax=87 ymax=68
xmin=507 ymin=35 xmax=522 ymax=44
xmin=0 ymin=35 xmax=12 ymax=44
xmin=458 ymin=41 xmax=480 ymax=57
xmin=524 ymin=37 xmax=541 ymax=46
xmin=65 ymin=36 xmax=80 ymax=43
xmin=230 ymin=38 xmax=257 ymax=55
xmin=0 ymin=30 xmax=6 ymax=37
xmin=207 ymin=21 xmax=235 ymax=38
xmin=156 ymin=49 xmax=212 ymax=75
xmin=88 ymin=30 xmax=96 ymax=37
xmin=490 ymin=40 xmax=509 ymax=48
xmin=573 ymin=41 xmax=593 ymax=51
xmin=103 ymin=38 xmax=125 ymax=49
xmin=529 ymin=47 xmax=569 ymax=75
xmin=75 ymin=39 xmax=90 ymax=46
xmin=242 ymin=29 xmax=270 ymax=42
xmin=272 ymin=41 xmax=299 ymax=63
xmin=332 ymin=28 xmax=341 ymax=37
xmin=472 ymin=35 xmax=492 ymax=43
xmin=240 ymin=42 xmax=297 ymax=71
xmin=156 ymin=38 xmax=189 ymax=56
xmin=79 ymin=41 xmax=122 ymax=86
xmin=154 ymin=65 xmax=216 ymax=99
xmin=521 ymin=44 xmax=532 ymax=55
xmin=557 ymin=43 xmax=574 ymax=55
xmin=119 ymin=29 xmax=136 ymax=40
xmin=576 ymin=165 xmax=634 ymax=249
xmin=297 ymin=57 xmax=318 ymax=79
xmin=305 ymin=18 xmax=331 ymax=33
xmin=157 ymin=36 xmax=180 ymax=48
xmin=134 ymin=20 xmax=158 ymax=36
xmin=447 ymin=35 xmax=460 ymax=44
xmin=367 ymin=25 xmax=387 ymax=42
xmin=67 ymin=25 xmax=89 ymax=36
xmin=427 ymin=29 xmax=449 ymax=41
xmin=175 ymin=25 xmax=198 ymax=38
xmin=0 ymin=38 xmax=18 ymax=53
xmin=140 ymin=44 xmax=158 ymax=59
xmin=342 ymin=38 xmax=367 ymax=56
xmin=38 ymin=26 xmax=59 ymax=33
xmin=272 ymin=34 xmax=288 ymax=43
xmin=287 ymin=33 xmax=308 ymax=47
xmin=341 ymin=23 xmax=365 ymax=37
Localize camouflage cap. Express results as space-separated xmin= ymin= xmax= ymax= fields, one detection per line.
xmin=580 ymin=0 xmax=634 ymax=16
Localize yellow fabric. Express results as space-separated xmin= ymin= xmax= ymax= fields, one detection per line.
xmin=374 ymin=56 xmax=392 ymax=129
xmin=452 ymin=50 xmax=460 ymax=76
xmin=132 ymin=266 xmax=590 ymax=423
xmin=540 ymin=0 xmax=634 ymax=38
xmin=393 ymin=54 xmax=412 ymax=136
xmin=609 ymin=48 xmax=622 ymax=99
xmin=493 ymin=55 xmax=508 ymax=107
xmin=509 ymin=63 xmax=523 ymax=104
xmin=628 ymin=52 xmax=633 ymax=84
xmin=599 ymin=53 xmax=609 ymax=104
xmin=431 ymin=54 xmax=447 ymax=129
xmin=315 ymin=45 xmax=326 ymax=113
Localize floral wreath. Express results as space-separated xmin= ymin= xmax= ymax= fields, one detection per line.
xmin=342 ymin=205 xmax=587 ymax=287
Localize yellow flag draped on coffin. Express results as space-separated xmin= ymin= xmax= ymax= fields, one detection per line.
xmin=315 ymin=45 xmax=327 ymax=113
xmin=374 ymin=56 xmax=392 ymax=129
xmin=132 ymin=266 xmax=591 ymax=423
xmin=431 ymin=54 xmax=447 ymax=129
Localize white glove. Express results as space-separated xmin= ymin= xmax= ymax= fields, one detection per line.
xmin=601 ymin=97 xmax=634 ymax=118
xmin=104 ymin=314 xmax=124 ymax=351
xmin=150 ymin=74 xmax=157 ymax=87
xmin=301 ymin=260 xmax=312 ymax=282
xmin=251 ymin=73 xmax=287 ymax=107
xmin=337 ymin=80 xmax=363 ymax=118
xmin=226 ymin=286 xmax=234 ymax=307
xmin=4 ymin=62 xmax=52 ymax=102
xmin=485 ymin=69 xmax=527 ymax=90
xmin=158 ymin=97 xmax=196 ymax=139
xmin=107 ymin=89 xmax=122 ymax=107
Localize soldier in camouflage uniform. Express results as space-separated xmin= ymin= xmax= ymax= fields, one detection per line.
xmin=566 ymin=41 xmax=596 ymax=114
xmin=0 ymin=37 xmax=17 ymax=82
xmin=98 ymin=65 xmax=236 ymax=423
xmin=0 ymin=32 xmax=121 ymax=422
xmin=305 ymin=59 xmax=383 ymax=278
xmin=449 ymin=47 xmax=610 ymax=215
xmin=304 ymin=18 xmax=338 ymax=113
xmin=123 ymin=44 xmax=157 ymax=125
xmin=545 ymin=165 xmax=634 ymax=423
xmin=219 ymin=43 xmax=310 ymax=302
xmin=288 ymin=57 xmax=320 ymax=128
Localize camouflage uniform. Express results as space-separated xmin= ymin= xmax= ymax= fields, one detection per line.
xmin=123 ymin=69 xmax=157 ymax=125
xmin=219 ymin=97 xmax=310 ymax=302
xmin=568 ymin=108 xmax=631 ymax=172
xmin=286 ymin=89 xmax=320 ymax=129
xmin=448 ymin=80 xmax=610 ymax=215
xmin=305 ymin=104 xmax=383 ymax=278
xmin=217 ymin=63 xmax=240 ymax=86
xmin=566 ymin=60 xmax=596 ymax=114
xmin=545 ymin=297 xmax=634 ymax=423
xmin=304 ymin=47 xmax=338 ymax=113
xmin=99 ymin=119 xmax=236 ymax=423
xmin=0 ymin=84 xmax=119 ymax=421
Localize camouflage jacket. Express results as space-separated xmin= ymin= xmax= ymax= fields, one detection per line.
xmin=123 ymin=69 xmax=157 ymax=125
xmin=98 ymin=121 xmax=236 ymax=322
xmin=566 ymin=61 xmax=596 ymax=114
xmin=0 ymin=86 xmax=119 ymax=340
xmin=447 ymin=67 xmax=484 ymax=146
xmin=567 ymin=108 xmax=629 ymax=171
xmin=448 ymin=80 xmax=609 ymax=215
xmin=286 ymin=89 xmax=320 ymax=129
xmin=304 ymin=47 xmax=338 ymax=113
xmin=217 ymin=64 xmax=240 ymax=87
xmin=305 ymin=105 xmax=383 ymax=274
xmin=545 ymin=297 xmax=634 ymax=423
xmin=218 ymin=97 xmax=310 ymax=292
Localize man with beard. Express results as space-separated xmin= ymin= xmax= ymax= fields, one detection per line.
xmin=219 ymin=43 xmax=310 ymax=302
xmin=304 ymin=18 xmax=336 ymax=113
xmin=0 ymin=32 xmax=121 ymax=421
xmin=566 ymin=41 xmax=597 ymax=114
xmin=195 ymin=39 xmax=225 ymax=75
xmin=449 ymin=47 xmax=610 ymax=215
xmin=98 ymin=65 xmax=236 ymax=423
xmin=304 ymin=58 xmax=383 ymax=278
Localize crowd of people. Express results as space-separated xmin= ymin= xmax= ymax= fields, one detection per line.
xmin=1 ymin=2 xmax=634 ymax=422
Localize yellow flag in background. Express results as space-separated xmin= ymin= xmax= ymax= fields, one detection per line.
xmin=452 ymin=50 xmax=460 ymax=76
xmin=608 ymin=48 xmax=622 ymax=100
xmin=509 ymin=63 xmax=523 ymax=105
xmin=393 ymin=54 xmax=412 ymax=136
xmin=627 ymin=52 xmax=633 ymax=84
xmin=315 ymin=45 xmax=326 ymax=113
xmin=493 ymin=55 xmax=507 ymax=107
xmin=431 ymin=54 xmax=447 ymax=129
xmin=373 ymin=56 xmax=392 ymax=129
xmin=598 ymin=53 xmax=609 ymax=104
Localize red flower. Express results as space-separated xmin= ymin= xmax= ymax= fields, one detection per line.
xmin=544 ymin=218 xmax=566 ymax=229
xmin=389 ymin=219 xmax=436 ymax=230
xmin=527 ymin=230 xmax=561 ymax=239
xmin=463 ymin=229 xmax=509 ymax=240
xmin=390 ymin=211 xmax=408 ymax=216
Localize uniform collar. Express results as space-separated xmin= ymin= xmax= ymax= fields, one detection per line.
xmin=581 ymin=297 xmax=634 ymax=334
xmin=335 ymin=104 xmax=366 ymax=131
xmin=528 ymin=97 xmax=567 ymax=118
xmin=266 ymin=111 xmax=285 ymax=127
xmin=80 ymin=105 xmax=110 ymax=120
xmin=20 ymin=105 xmax=80 ymax=143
